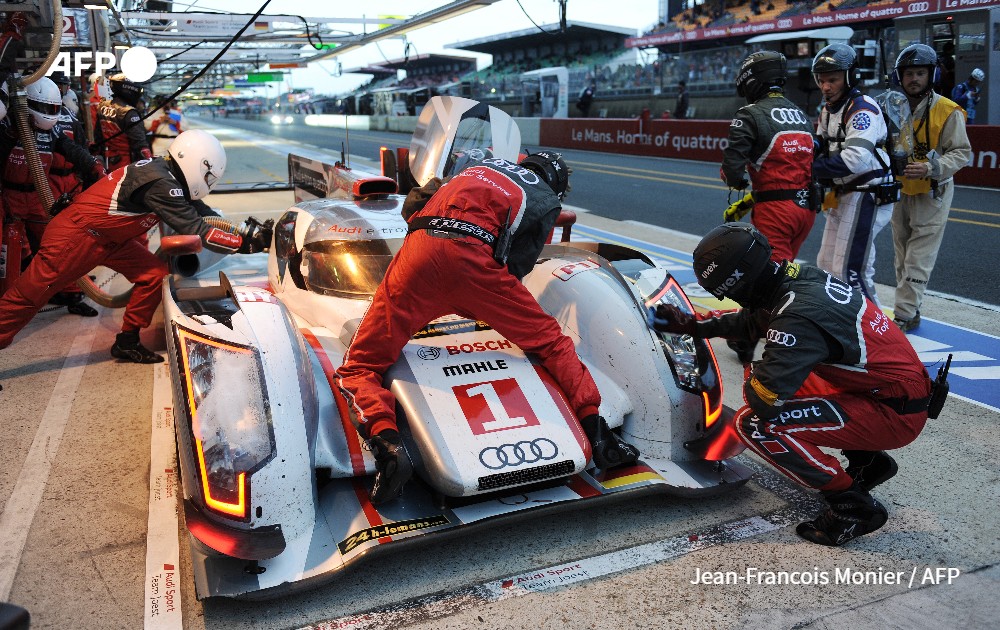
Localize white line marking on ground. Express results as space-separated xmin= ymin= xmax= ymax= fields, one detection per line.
xmin=0 ymin=317 xmax=100 ymax=599
xmin=143 ymin=361 xmax=183 ymax=629
xmin=297 ymin=469 xmax=820 ymax=630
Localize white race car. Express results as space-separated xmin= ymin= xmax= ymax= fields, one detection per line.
xmin=162 ymin=97 xmax=751 ymax=599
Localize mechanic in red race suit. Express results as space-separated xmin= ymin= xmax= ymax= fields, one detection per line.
xmin=0 ymin=78 xmax=106 ymax=315
xmin=720 ymin=50 xmax=816 ymax=364
xmin=48 ymin=73 xmax=89 ymax=198
xmin=0 ymin=130 xmax=272 ymax=366
xmin=94 ymin=72 xmax=152 ymax=170
xmin=337 ymin=151 xmax=640 ymax=504
xmin=649 ymin=224 xmax=934 ymax=546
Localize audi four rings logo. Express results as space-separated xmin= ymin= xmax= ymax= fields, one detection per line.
xmin=479 ymin=438 xmax=559 ymax=470
xmin=777 ymin=19 xmax=793 ymax=28
xmin=770 ymin=108 xmax=808 ymax=125
xmin=908 ymin=1 xmax=930 ymax=12
xmin=416 ymin=346 xmax=441 ymax=360
xmin=766 ymin=329 xmax=797 ymax=346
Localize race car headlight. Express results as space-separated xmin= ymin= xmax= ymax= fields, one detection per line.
xmin=645 ymin=276 xmax=724 ymax=429
xmin=175 ymin=326 xmax=276 ymax=521
xmin=270 ymin=114 xmax=281 ymax=124
xmin=284 ymin=115 xmax=293 ymax=124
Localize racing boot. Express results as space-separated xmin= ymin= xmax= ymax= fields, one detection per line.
xmin=796 ymin=484 xmax=889 ymax=546
xmin=110 ymin=330 xmax=164 ymax=364
xmin=843 ymin=450 xmax=898 ymax=491
xmin=66 ymin=298 xmax=99 ymax=317
xmin=368 ymin=429 xmax=413 ymax=505
xmin=581 ymin=414 xmax=640 ymax=470
xmin=727 ymin=339 xmax=756 ymax=365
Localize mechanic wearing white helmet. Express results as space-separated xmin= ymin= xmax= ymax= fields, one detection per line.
xmin=337 ymin=150 xmax=640 ymax=504
xmin=94 ymin=72 xmax=152 ymax=169
xmin=811 ymin=43 xmax=894 ymax=308
xmin=0 ymin=77 xmax=106 ymax=308
xmin=891 ymin=45 xmax=972 ymax=332
xmin=951 ymin=67 xmax=985 ymax=124
xmin=0 ymin=130 xmax=272 ymax=365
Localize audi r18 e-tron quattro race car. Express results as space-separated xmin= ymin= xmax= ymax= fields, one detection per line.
xmin=161 ymin=96 xmax=751 ymax=599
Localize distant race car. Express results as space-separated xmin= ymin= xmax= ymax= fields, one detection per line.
xmin=162 ymin=96 xmax=751 ymax=599
xmin=269 ymin=113 xmax=293 ymax=124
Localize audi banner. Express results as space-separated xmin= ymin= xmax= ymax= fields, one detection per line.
xmin=627 ymin=0 xmax=1000 ymax=46
xmin=539 ymin=119 xmax=1000 ymax=189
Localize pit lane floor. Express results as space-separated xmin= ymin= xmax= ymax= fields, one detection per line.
xmin=1 ymin=127 xmax=998 ymax=630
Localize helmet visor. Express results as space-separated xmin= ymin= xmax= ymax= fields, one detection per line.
xmin=28 ymin=99 xmax=61 ymax=116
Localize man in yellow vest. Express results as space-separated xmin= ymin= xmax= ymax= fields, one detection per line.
xmin=890 ymin=44 xmax=972 ymax=332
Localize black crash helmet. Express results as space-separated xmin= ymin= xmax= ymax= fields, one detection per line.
xmin=692 ymin=224 xmax=772 ymax=306
xmin=519 ymin=150 xmax=571 ymax=199
xmin=735 ymin=50 xmax=788 ymax=103
xmin=108 ymin=72 xmax=143 ymax=105
xmin=812 ymin=43 xmax=861 ymax=88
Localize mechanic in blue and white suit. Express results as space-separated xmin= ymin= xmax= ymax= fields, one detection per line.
xmin=812 ymin=43 xmax=894 ymax=306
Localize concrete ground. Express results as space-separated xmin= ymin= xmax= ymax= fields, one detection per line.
xmin=1 ymin=122 xmax=997 ymax=629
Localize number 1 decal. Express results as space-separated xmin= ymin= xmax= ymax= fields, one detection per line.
xmin=454 ymin=378 xmax=540 ymax=435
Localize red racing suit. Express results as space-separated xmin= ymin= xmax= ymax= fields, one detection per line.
xmin=95 ymin=97 xmax=152 ymax=169
xmin=721 ymin=92 xmax=816 ymax=262
xmin=0 ymin=158 xmax=245 ymax=348
xmin=50 ymin=105 xmax=89 ymax=198
xmin=691 ymin=262 xmax=931 ymax=491
xmin=336 ymin=158 xmax=601 ymax=439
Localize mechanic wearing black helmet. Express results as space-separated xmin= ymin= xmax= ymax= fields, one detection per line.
xmin=95 ymin=72 xmax=152 ymax=169
xmin=889 ymin=44 xmax=971 ymax=333
xmin=720 ymin=50 xmax=816 ymax=363
xmin=811 ymin=43 xmax=893 ymax=307
xmin=337 ymin=150 xmax=640 ymax=504
xmin=648 ymin=224 xmax=934 ymax=546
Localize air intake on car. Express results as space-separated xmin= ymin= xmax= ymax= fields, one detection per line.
xmin=477 ymin=460 xmax=575 ymax=492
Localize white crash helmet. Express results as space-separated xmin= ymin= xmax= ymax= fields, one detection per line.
xmin=26 ymin=77 xmax=62 ymax=130
xmin=62 ymin=89 xmax=79 ymax=116
xmin=167 ymin=129 xmax=227 ymax=200
xmin=971 ymin=68 xmax=985 ymax=82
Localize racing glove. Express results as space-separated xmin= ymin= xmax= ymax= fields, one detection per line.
xmin=237 ymin=217 xmax=273 ymax=254
xmin=723 ymin=193 xmax=754 ymax=223
xmin=646 ymin=304 xmax=698 ymax=336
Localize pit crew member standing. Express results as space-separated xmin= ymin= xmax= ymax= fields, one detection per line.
xmin=812 ymin=43 xmax=894 ymax=306
xmin=0 ymin=130 xmax=271 ymax=364
xmin=720 ymin=51 xmax=816 ymax=364
xmin=890 ymin=44 xmax=971 ymax=332
xmin=49 ymin=73 xmax=89 ymax=198
xmin=337 ymin=151 xmax=640 ymax=504
xmin=721 ymin=51 xmax=816 ymax=263
xmin=649 ymin=224 xmax=934 ymax=546
xmin=0 ymin=77 xmax=105 ymax=315
xmin=94 ymin=73 xmax=152 ymax=170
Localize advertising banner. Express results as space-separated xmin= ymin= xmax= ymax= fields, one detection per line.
xmin=540 ymin=119 xmax=1000 ymax=188
xmin=627 ymin=0 xmax=1000 ymax=46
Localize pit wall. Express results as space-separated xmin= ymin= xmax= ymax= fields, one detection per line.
xmin=304 ymin=115 xmax=1000 ymax=189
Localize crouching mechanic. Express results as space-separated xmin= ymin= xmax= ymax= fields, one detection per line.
xmin=337 ymin=150 xmax=640 ymax=504
xmin=0 ymin=129 xmax=272 ymax=363
xmin=649 ymin=224 xmax=933 ymax=546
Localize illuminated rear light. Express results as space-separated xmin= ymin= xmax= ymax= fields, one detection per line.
xmin=175 ymin=325 xmax=275 ymax=521
xmin=703 ymin=391 xmax=722 ymax=429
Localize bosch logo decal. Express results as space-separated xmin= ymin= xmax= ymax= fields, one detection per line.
xmin=766 ymin=329 xmax=797 ymax=347
xmin=416 ymin=346 xmax=441 ymax=360
xmin=479 ymin=438 xmax=559 ymax=470
xmin=446 ymin=339 xmax=513 ymax=355
xmin=908 ymin=1 xmax=930 ymax=12
xmin=851 ymin=112 xmax=872 ymax=131
xmin=770 ymin=108 xmax=809 ymax=125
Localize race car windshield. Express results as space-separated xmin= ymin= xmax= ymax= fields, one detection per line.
xmin=301 ymin=238 xmax=404 ymax=299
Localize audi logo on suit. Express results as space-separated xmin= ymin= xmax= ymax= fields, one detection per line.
xmin=770 ymin=108 xmax=809 ymax=125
